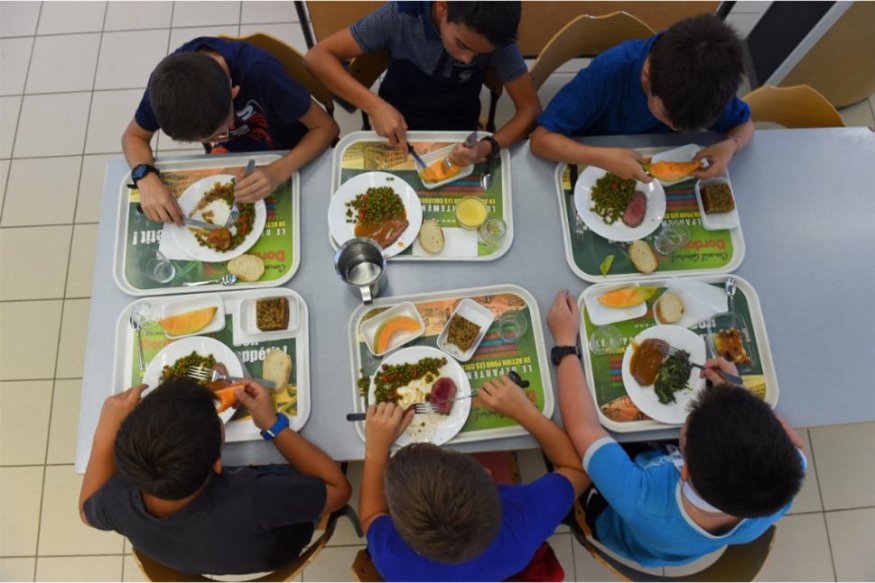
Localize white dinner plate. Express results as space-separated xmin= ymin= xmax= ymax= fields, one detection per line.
xmin=368 ymin=346 xmax=471 ymax=446
xmin=574 ymin=166 xmax=666 ymax=242
xmin=621 ymin=325 xmax=706 ymax=425
xmin=168 ymin=175 xmax=267 ymax=263
xmin=328 ymin=171 xmax=423 ymax=257
xmin=142 ymin=335 xmax=244 ymax=423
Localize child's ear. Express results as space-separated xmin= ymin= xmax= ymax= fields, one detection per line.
xmin=680 ymin=463 xmax=689 ymax=482
xmin=231 ymin=85 xmax=241 ymax=100
xmin=213 ymin=458 xmax=223 ymax=474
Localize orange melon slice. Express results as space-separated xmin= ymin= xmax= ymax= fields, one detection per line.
xmin=374 ymin=316 xmax=421 ymax=353
xmin=214 ymin=383 xmax=244 ymax=414
xmin=159 ymin=307 xmax=218 ymax=336
xmin=644 ymin=160 xmax=701 ymax=181
xmin=420 ymin=159 xmax=462 ymax=183
xmin=598 ymin=286 xmax=659 ymax=309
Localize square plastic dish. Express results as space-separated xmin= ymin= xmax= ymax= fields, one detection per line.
xmin=418 ymin=145 xmax=475 ymax=190
xmin=695 ymin=176 xmax=740 ymax=230
xmin=437 ymin=298 xmax=495 ymax=362
xmin=360 ymin=301 xmax=426 ymax=357
xmin=159 ymin=294 xmax=226 ymax=339
xmin=239 ymin=294 xmax=300 ymax=337
xmin=585 ymin=283 xmax=649 ymax=326
xmin=706 ymin=311 xmax=758 ymax=370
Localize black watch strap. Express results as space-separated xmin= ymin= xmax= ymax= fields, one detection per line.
xmin=482 ymin=136 xmax=500 ymax=159
xmin=131 ymin=163 xmax=159 ymax=186
xmin=551 ymin=345 xmax=580 ymax=366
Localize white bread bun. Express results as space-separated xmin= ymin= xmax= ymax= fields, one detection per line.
xmin=629 ymin=240 xmax=657 ymax=274
xmin=655 ymin=292 xmax=684 ymax=324
xmin=418 ymin=219 xmax=445 ymax=254
xmin=263 ymin=349 xmax=292 ymax=389
xmin=227 ymin=254 xmax=265 ymax=282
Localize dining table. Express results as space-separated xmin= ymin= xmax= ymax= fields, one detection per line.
xmin=75 ymin=127 xmax=875 ymax=472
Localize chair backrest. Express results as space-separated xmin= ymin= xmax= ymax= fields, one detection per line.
xmin=529 ymin=11 xmax=654 ymax=91
xmin=742 ymin=84 xmax=845 ymax=128
xmin=352 ymin=548 xmax=384 ymax=582
xmin=219 ymin=33 xmax=335 ymax=115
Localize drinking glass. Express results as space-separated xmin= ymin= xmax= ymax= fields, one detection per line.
xmin=138 ymin=249 xmax=176 ymax=283
xmin=653 ymin=222 xmax=691 ymax=256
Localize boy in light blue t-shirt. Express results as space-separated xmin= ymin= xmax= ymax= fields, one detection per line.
xmin=547 ymin=290 xmax=806 ymax=567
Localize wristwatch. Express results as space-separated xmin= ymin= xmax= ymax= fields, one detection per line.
xmin=551 ymin=345 xmax=581 ymax=366
xmin=481 ymin=136 xmax=501 ymax=160
xmin=260 ymin=414 xmax=290 ymax=441
xmin=131 ymin=163 xmax=160 ymax=186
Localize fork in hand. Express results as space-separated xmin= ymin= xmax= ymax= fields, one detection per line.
xmin=655 ymin=343 xmax=743 ymax=385
xmin=345 ymin=402 xmax=435 ymax=421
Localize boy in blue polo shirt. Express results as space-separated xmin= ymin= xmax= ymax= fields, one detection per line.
xmin=123 ymin=36 xmax=338 ymax=225
xmin=531 ymin=14 xmax=754 ymax=182
xmin=305 ymin=1 xmax=541 ymax=166
xmin=547 ymin=290 xmax=806 ymax=567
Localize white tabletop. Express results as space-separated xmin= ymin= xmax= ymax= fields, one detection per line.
xmin=75 ymin=128 xmax=875 ymax=472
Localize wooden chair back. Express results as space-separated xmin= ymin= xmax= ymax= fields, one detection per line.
xmin=219 ymin=33 xmax=335 ymax=115
xmin=529 ymin=11 xmax=654 ymax=90
xmin=742 ymin=84 xmax=845 ymax=128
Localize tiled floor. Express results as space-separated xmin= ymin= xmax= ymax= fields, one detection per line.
xmin=1 ymin=2 xmax=874 ymax=581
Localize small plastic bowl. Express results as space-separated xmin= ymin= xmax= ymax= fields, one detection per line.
xmin=360 ymin=302 xmax=426 ymax=357
xmin=437 ymin=299 xmax=495 ymax=362
xmin=705 ymin=311 xmax=757 ymax=369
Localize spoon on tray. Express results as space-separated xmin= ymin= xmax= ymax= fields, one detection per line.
xmin=182 ymin=274 xmax=237 ymax=287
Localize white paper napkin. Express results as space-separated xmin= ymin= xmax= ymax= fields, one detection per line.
xmin=411 ymin=227 xmax=478 ymax=257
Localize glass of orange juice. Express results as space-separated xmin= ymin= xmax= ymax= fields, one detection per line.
xmin=455 ymin=196 xmax=488 ymax=229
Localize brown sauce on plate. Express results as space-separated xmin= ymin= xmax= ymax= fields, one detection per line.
xmin=630 ymin=339 xmax=667 ymax=386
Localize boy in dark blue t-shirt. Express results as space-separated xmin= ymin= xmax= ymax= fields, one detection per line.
xmin=360 ymin=376 xmax=588 ymax=581
xmin=123 ymin=37 xmax=338 ymax=224
xmin=531 ymin=14 xmax=754 ymax=183
xmin=305 ymin=2 xmax=541 ymax=168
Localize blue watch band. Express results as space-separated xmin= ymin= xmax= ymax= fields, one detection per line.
xmin=260 ymin=414 xmax=289 ymax=440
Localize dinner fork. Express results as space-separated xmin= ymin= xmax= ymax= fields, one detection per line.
xmin=442 ymin=130 xmax=479 ymax=171
xmin=186 ymin=366 xmax=276 ymax=389
xmin=225 ymin=159 xmax=255 ymax=228
xmin=345 ymin=402 xmax=436 ymax=422
xmin=655 ymin=343 xmax=743 ymax=385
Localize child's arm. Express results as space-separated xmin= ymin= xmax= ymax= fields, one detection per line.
xmin=79 ymin=385 xmax=147 ymax=525
xmin=233 ymin=101 xmax=340 ymax=202
xmin=547 ymin=290 xmax=613 ymax=460
xmin=304 ymin=29 xmax=408 ymax=151
xmin=693 ymin=119 xmax=755 ymax=179
xmin=530 ymin=126 xmax=652 ymax=182
xmin=234 ymin=381 xmax=352 ymax=514
xmin=477 ymin=376 xmax=590 ymax=498
xmin=121 ymin=120 xmax=184 ymax=225
xmin=360 ymin=403 xmax=414 ymax=533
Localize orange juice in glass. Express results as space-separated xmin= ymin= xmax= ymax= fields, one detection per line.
xmin=455 ymin=196 xmax=488 ymax=229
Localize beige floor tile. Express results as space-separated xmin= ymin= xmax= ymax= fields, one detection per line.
xmin=516 ymin=447 xmax=547 ymax=483
xmin=75 ymin=153 xmax=117 ymax=223
xmin=37 ymin=1 xmax=106 ymax=35
xmin=56 ymin=299 xmax=91 ymax=378
xmin=0 ymin=466 xmax=43 ymax=556
xmin=2 ymin=156 xmax=80 ymax=226
xmin=105 ymin=1 xmax=173 ymax=31
xmin=0 ymin=225 xmax=72 ymax=300
xmin=85 ymin=89 xmax=142 ymax=154
xmin=122 ymin=553 xmax=147 ymax=582
xmin=0 ymin=95 xmax=21 ymax=158
xmin=301 ymin=543 xmax=363 ymax=582
xmin=0 ymin=159 xmax=9 ymax=214
xmin=238 ymin=23 xmax=308 ymax=54
xmin=95 ymin=29 xmax=170 ymax=91
xmin=548 ymin=533 xmax=576 ymax=582
xmin=756 ymin=513 xmax=835 ymax=581
xmin=662 ymin=547 xmax=724 ymax=577
xmin=0 ymin=2 xmax=41 ymax=38
xmin=168 ymin=26 xmax=240 ymax=54
xmin=25 ymin=34 xmax=100 ymax=94
xmin=0 ymin=37 xmax=33 ymax=96
xmin=787 ymin=428 xmax=823 ymax=514
xmin=825 ymin=507 xmax=875 ymax=581
xmin=38 ymin=465 xmax=124 ymax=555
xmin=35 ymin=555 xmax=123 ymax=582
xmin=0 ymin=380 xmax=52 ymax=465
xmin=0 ymin=300 xmax=62 ymax=380
xmin=66 ymin=224 xmax=99 ymax=298
xmin=0 ymin=557 xmax=35 ymax=581
xmin=172 ymin=2 xmax=241 ymax=28
xmin=241 ymin=2 xmax=300 ymax=24
xmin=810 ymin=422 xmax=875 ymax=510
xmin=15 ymin=92 xmax=91 ymax=158
xmin=839 ymin=99 xmax=875 ymax=128
xmin=46 ymin=379 xmax=83 ymax=465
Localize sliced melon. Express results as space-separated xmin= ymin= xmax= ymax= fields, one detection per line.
xmin=598 ymin=286 xmax=659 ymax=309
xmin=644 ymin=160 xmax=700 ymax=181
xmin=374 ymin=316 xmax=421 ymax=353
xmin=420 ymin=159 xmax=462 ymax=183
xmin=214 ymin=383 xmax=243 ymax=414
xmin=159 ymin=307 xmax=217 ymax=336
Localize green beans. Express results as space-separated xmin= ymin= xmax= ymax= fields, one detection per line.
xmin=591 ymin=173 xmax=636 ymax=225
xmin=345 ymin=187 xmax=405 ymax=226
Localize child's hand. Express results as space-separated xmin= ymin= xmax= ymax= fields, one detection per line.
xmin=365 ymin=403 xmax=414 ymax=456
xmin=234 ymin=166 xmax=281 ymax=203
xmin=96 ymin=384 xmax=147 ymax=439
xmin=478 ymin=376 xmax=537 ymax=421
xmin=448 ymin=140 xmax=490 ymax=166
xmin=233 ymin=380 xmax=278 ymax=431
xmin=370 ymin=100 xmax=409 ymax=152
xmin=693 ymin=139 xmax=737 ymax=179
xmin=138 ymin=175 xmax=184 ymax=225
xmin=599 ymin=148 xmax=653 ymax=182
xmin=699 ymin=357 xmax=740 ymax=385
xmin=547 ymin=289 xmax=581 ymax=346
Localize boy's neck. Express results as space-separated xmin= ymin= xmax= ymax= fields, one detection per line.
xmin=141 ymin=475 xmax=212 ymax=518
xmin=199 ymin=48 xmax=231 ymax=78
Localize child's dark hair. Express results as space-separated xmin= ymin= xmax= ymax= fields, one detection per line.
xmin=148 ymin=52 xmax=230 ymax=141
xmin=446 ymin=1 xmax=521 ymax=48
xmin=114 ymin=379 xmax=221 ymax=500
xmin=649 ymin=14 xmax=744 ymax=131
xmin=685 ymin=383 xmax=803 ymax=517
xmin=385 ymin=443 xmax=501 ymax=563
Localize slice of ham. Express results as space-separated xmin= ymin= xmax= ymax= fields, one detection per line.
xmin=429 ymin=377 xmax=457 ymax=415
xmin=622 ymin=191 xmax=647 ymax=228
xmin=355 ymin=217 xmax=409 ymax=249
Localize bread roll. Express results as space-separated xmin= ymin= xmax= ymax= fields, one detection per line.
xmin=227 ymin=254 xmax=265 ymax=282
xmin=418 ymin=219 xmax=445 ymax=254
xmin=263 ymin=349 xmax=292 ymax=389
xmin=655 ymin=292 xmax=684 ymax=324
xmin=629 ymin=240 xmax=657 ymax=273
